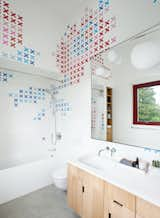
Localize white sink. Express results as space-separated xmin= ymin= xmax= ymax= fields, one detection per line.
xmin=78 ymin=154 xmax=146 ymax=178
xmin=79 ymin=155 xmax=117 ymax=171
xmin=78 ymin=154 xmax=152 ymax=192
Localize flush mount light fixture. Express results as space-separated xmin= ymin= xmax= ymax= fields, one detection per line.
xmin=106 ymin=50 xmax=122 ymax=64
xmin=131 ymin=41 xmax=160 ymax=70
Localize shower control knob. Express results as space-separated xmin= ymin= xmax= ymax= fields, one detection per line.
xmin=42 ymin=137 xmax=46 ymax=141
xmin=56 ymin=133 xmax=62 ymax=140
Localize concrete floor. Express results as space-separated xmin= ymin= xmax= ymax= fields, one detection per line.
xmin=0 ymin=185 xmax=80 ymax=218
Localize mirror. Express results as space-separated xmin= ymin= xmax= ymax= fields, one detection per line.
xmin=91 ymin=25 xmax=160 ymax=149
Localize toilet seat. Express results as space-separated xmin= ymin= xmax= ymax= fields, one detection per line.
xmin=53 ymin=168 xmax=67 ymax=179
xmin=52 ymin=167 xmax=67 ymax=191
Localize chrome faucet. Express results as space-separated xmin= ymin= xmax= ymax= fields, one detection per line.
xmin=98 ymin=148 xmax=106 ymax=156
xmin=98 ymin=146 xmax=110 ymax=156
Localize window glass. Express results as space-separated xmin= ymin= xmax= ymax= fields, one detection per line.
xmin=133 ymin=81 xmax=160 ymax=125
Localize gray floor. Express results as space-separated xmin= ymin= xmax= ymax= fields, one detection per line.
xmin=0 ymin=185 xmax=80 ymax=218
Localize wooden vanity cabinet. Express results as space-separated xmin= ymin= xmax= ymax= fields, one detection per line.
xmin=104 ymin=184 xmax=136 ymax=218
xmin=68 ymin=164 xmax=160 ymax=218
xmin=136 ymin=197 xmax=160 ymax=218
xmin=67 ymin=164 xmax=105 ymax=218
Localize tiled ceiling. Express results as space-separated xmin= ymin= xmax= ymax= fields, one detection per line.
xmin=44 ymin=0 xmax=86 ymax=25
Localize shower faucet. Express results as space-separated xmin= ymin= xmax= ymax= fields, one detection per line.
xmin=56 ymin=132 xmax=62 ymax=140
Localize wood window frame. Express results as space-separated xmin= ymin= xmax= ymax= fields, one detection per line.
xmin=133 ymin=80 xmax=160 ymax=126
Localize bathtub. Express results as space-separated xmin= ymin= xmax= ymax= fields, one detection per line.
xmin=0 ymin=153 xmax=54 ymax=205
xmin=0 ymin=152 xmax=54 ymax=171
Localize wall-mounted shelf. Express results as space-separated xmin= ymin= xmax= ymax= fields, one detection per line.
xmin=106 ymin=87 xmax=112 ymax=142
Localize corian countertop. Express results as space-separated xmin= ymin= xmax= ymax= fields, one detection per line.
xmin=68 ymin=155 xmax=160 ymax=207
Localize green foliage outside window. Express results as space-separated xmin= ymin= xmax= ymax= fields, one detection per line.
xmin=138 ymin=86 xmax=160 ymax=122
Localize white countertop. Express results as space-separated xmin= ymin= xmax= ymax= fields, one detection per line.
xmin=68 ymin=155 xmax=160 ymax=207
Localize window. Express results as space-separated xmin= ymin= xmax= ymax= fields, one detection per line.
xmin=133 ymin=81 xmax=160 ymax=125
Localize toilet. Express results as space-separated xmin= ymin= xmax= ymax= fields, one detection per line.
xmin=52 ymin=167 xmax=67 ymax=191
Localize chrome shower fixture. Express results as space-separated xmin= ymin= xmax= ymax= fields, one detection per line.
xmin=45 ymin=88 xmax=62 ymax=146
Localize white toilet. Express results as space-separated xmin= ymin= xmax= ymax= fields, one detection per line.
xmin=52 ymin=167 xmax=67 ymax=191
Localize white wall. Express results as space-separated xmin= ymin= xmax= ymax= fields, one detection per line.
xmin=0 ymin=0 xmax=65 ymax=204
xmin=53 ymin=0 xmax=160 ymax=162
xmin=111 ymin=37 xmax=160 ymax=149
xmin=55 ymin=64 xmax=92 ymax=161
xmin=0 ymin=70 xmax=56 ymax=169
xmin=0 ymin=70 xmax=58 ymax=204
xmin=0 ymin=0 xmax=160 ymax=205
xmin=91 ymin=72 xmax=113 ymax=141
xmin=91 ymin=88 xmax=106 ymax=140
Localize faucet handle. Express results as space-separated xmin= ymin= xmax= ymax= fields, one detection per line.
xmin=111 ymin=147 xmax=116 ymax=157
xmin=111 ymin=147 xmax=116 ymax=152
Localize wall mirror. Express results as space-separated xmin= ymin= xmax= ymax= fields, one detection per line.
xmin=91 ymin=25 xmax=160 ymax=150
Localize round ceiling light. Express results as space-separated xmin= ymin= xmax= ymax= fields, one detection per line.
xmin=106 ymin=50 xmax=122 ymax=64
xmin=131 ymin=41 xmax=160 ymax=70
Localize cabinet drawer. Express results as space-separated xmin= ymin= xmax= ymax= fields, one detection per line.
xmin=108 ymin=184 xmax=136 ymax=218
xmin=108 ymin=184 xmax=135 ymax=211
xmin=136 ymin=197 xmax=160 ymax=218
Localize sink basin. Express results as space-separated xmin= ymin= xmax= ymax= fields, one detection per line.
xmin=78 ymin=154 xmax=146 ymax=176
xmin=78 ymin=155 xmax=117 ymax=171
xmin=78 ymin=154 xmax=148 ymax=187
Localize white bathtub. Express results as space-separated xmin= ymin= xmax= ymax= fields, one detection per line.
xmin=0 ymin=152 xmax=53 ymax=171
xmin=0 ymin=154 xmax=54 ymax=205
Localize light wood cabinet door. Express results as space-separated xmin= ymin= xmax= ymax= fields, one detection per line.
xmin=136 ymin=197 xmax=160 ymax=218
xmin=82 ymin=170 xmax=105 ymax=218
xmin=67 ymin=164 xmax=83 ymax=216
xmin=104 ymin=182 xmax=109 ymax=218
xmin=107 ymin=184 xmax=136 ymax=218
